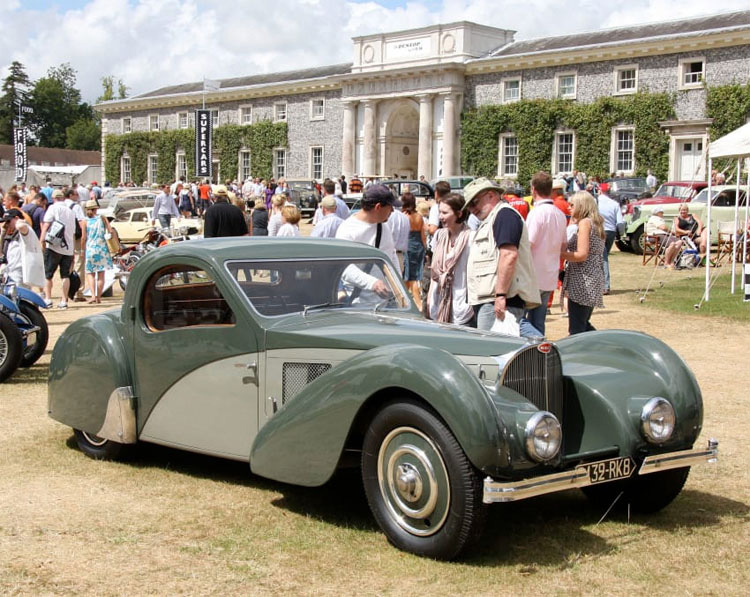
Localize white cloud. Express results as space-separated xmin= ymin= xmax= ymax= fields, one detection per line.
xmin=0 ymin=0 xmax=746 ymax=103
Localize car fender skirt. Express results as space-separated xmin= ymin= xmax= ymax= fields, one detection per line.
xmin=250 ymin=344 xmax=504 ymax=487
xmin=97 ymin=386 xmax=137 ymax=444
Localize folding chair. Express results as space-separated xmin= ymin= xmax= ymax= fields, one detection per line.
xmin=715 ymin=221 xmax=738 ymax=266
xmin=642 ymin=234 xmax=666 ymax=266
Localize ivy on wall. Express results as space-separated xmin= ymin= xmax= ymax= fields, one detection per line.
xmin=706 ymin=83 xmax=750 ymax=139
xmin=461 ymin=92 xmax=675 ymax=187
xmin=104 ymin=121 xmax=287 ymax=184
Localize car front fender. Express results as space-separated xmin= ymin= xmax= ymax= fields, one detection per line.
xmin=48 ymin=312 xmax=133 ymax=437
xmin=250 ymin=344 xmax=505 ymax=487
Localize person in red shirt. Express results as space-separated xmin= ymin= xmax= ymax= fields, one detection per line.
xmin=504 ymin=190 xmax=529 ymax=220
xmin=551 ymin=179 xmax=571 ymax=220
xmin=198 ymin=180 xmax=212 ymax=216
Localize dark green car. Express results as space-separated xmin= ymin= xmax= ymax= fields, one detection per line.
xmin=48 ymin=238 xmax=718 ymax=559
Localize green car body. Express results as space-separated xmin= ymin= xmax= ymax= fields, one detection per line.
xmin=48 ymin=238 xmax=718 ymax=559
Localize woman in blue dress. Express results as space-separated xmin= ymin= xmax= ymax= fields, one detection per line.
xmin=401 ymin=192 xmax=426 ymax=309
xmin=81 ymin=199 xmax=114 ymax=303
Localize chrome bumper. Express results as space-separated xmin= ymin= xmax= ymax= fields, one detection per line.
xmin=483 ymin=439 xmax=719 ymax=504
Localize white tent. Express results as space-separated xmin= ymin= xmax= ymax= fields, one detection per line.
xmin=705 ymin=123 xmax=750 ymax=301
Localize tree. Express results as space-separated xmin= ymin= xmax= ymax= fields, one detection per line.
xmin=66 ymin=118 xmax=101 ymax=151
xmin=0 ymin=61 xmax=32 ymax=145
xmin=98 ymin=75 xmax=129 ymax=103
xmin=28 ymin=63 xmax=87 ymax=148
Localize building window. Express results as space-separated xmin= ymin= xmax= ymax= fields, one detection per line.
xmin=274 ymin=103 xmax=287 ymax=122
xmin=239 ymin=150 xmax=251 ymax=181
xmin=556 ymin=72 xmax=577 ymax=99
xmin=498 ymin=134 xmax=518 ymax=177
xmin=122 ymin=117 xmax=131 ymax=134
xmin=240 ymin=106 xmax=252 ymax=125
xmin=554 ymin=132 xmax=575 ymax=174
xmin=148 ymin=154 xmax=158 ymax=184
xmin=121 ymin=156 xmax=131 ymax=183
xmin=679 ymin=57 xmax=705 ymax=88
xmin=178 ymin=112 xmax=189 ymax=129
xmin=310 ymin=99 xmax=325 ymax=120
xmin=614 ymin=65 xmax=638 ymax=94
xmin=310 ymin=146 xmax=324 ymax=179
xmin=211 ymin=109 xmax=219 ymax=128
xmin=503 ymin=79 xmax=520 ymax=103
xmin=176 ymin=153 xmax=187 ymax=181
xmin=149 ymin=114 xmax=159 ymax=131
xmin=274 ymin=149 xmax=286 ymax=178
xmin=612 ymin=128 xmax=635 ymax=174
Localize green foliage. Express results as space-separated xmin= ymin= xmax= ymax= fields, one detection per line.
xmin=461 ymin=92 xmax=675 ymax=185
xmin=706 ymin=84 xmax=750 ymax=139
xmin=103 ymin=120 xmax=287 ymax=184
xmin=98 ymin=76 xmax=129 ymax=103
xmin=0 ymin=61 xmax=32 ymax=145
xmin=66 ymin=118 xmax=102 ymax=151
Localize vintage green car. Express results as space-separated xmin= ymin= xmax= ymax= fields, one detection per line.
xmin=48 ymin=238 xmax=718 ymax=559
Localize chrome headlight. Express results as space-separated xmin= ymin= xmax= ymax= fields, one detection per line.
xmin=6 ymin=282 xmax=17 ymax=302
xmin=640 ymin=397 xmax=675 ymax=443
xmin=524 ymin=411 xmax=562 ymax=463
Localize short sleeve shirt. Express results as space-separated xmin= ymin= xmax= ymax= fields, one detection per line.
xmin=491 ymin=207 xmax=525 ymax=309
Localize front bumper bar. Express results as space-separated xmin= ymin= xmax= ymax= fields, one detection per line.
xmin=483 ymin=439 xmax=718 ymax=504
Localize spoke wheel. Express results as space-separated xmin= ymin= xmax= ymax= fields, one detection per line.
xmin=362 ymin=400 xmax=486 ymax=560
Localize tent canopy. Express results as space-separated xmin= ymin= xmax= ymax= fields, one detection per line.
xmin=709 ymin=122 xmax=750 ymax=159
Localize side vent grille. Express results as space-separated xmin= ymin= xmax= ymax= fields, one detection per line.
xmin=500 ymin=344 xmax=564 ymax=423
xmin=282 ymin=362 xmax=331 ymax=404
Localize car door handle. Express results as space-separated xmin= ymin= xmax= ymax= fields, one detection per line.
xmin=235 ymin=361 xmax=257 ymax=385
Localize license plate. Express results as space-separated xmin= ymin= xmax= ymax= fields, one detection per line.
xmin=577 ymin=457 xmax=635 ymax=485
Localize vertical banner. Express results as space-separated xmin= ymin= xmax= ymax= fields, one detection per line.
xmin=14 ymin=127 xmax=28 ymax=182
xmin=195 ymin=109 xmax=212 ymax=178
xmin=744 ymin=263 xmax=750 ymax=302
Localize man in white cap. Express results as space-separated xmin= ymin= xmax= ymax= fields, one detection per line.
xmin=463 ymin=177 xmax=541 ymax=336
xmin=40 ymin=189 xmax=76 ymax=308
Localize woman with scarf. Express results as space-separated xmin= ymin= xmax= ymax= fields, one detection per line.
xmin=427 ymin=193 xmax=475 ymax=326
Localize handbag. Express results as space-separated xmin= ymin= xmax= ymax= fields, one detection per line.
xmin=103 ymin=217 xmax=122 ymax=255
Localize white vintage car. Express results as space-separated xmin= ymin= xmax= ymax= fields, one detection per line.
xmin=110 ymin=207 xmax=204 ymax=243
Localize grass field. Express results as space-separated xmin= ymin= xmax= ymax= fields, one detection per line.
xmin=0 ymin=250 xmax=748 ymax=595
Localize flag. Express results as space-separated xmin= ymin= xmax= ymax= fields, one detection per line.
xmin=203 ymin=78 xmax=220 ymax=92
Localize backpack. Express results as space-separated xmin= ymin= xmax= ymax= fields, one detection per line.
xmin=45 ymin=219 xmax=68 ymax=250
xmin=69 ymin=203 xmax=82 ymax=239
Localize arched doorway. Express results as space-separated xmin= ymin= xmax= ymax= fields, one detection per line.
xmin=383 ymin=102 xmax=419 ymax=179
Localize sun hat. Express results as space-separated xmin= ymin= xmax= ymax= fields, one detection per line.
xmin=462 ymin=177 xmax=504 ymax=212
xmin=85 ymin=199 xmax=100 ymax=210
xmin=213 ymin=185 xmax=228 ymax=197
xmin=320 ymin=196 xmax=337 ymax=209
xmin=551 ymin=179 xmax=566 ymax=190
xmin=51 ymin=189 xmax=64 ymax=199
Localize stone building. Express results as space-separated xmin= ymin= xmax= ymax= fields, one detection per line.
xmin=96 ymin=9 xmax=750 ymax=185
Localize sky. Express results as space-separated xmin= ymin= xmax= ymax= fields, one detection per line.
xmin=1 ymin=0 xmax=747 ymax=104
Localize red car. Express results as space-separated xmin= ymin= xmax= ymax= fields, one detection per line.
xmin=623 ymin=181 xmax=707 ymax=215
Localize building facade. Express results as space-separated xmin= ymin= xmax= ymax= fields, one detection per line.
xmin=96 ymin=10 xmax=750 ymax=185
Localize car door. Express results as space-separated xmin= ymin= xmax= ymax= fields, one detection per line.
xmin=133 ymin=259 xmax=261 ymax=461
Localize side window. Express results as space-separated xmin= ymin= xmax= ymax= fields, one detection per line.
xmin=144 ymin=266 xmax=236 ymax=331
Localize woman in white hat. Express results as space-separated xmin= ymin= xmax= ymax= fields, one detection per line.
xmin=81 ymin=199 xmax=114 ymax=303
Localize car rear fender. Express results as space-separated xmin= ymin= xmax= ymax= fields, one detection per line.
xmin=250 ymin=344 xmax=505 ymax=487
xmin=48 ymin=313 xmax=134 ymax=440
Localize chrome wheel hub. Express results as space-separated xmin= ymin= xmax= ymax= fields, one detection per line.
xmin=377 ymin=426 xmax=450 ymax=537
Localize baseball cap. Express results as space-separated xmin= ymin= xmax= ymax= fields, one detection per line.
xmin=599 ymin=182 xmax=610 ymax=193
xmin=51 ymin=189 xmax=64 ymax=199
xmin=1 ymin=208 xmax=23 ymax=222
xmin=362 ymin=184 xmax=402 ymax=208
xmin=462 ymin=177 xmax=505 ymax=212
xmin=652 ymin=206 xmax=664 ymax=214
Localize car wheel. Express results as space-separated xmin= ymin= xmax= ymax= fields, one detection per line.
xmin=615 ymin=239 xmax=632 ymax=253
xmin=73 ymin=429 xmax=127 ymax=460
xmin=0 ymin=312 xmax=23 ymax=382
xmin=582 ymin=467 xmax=689 ymax=514
xmin=18 ymin=302 xmax=49 ymax=368
xmin=361 ymin=400 xmax=486 ymax=560
xmin=630 ymin=226 xmax=645 ymax=255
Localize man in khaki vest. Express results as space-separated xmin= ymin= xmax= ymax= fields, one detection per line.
xmin=463 ymin=178 xmax=541 ymax=337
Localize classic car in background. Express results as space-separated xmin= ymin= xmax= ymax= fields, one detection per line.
xmin=285 ymin=179 xmax=321 ymax=216
xmin=110 ymin=207 xmax=204 ymax=243
xmin=431 ymin=176 xmax=476 ymax=195
xmin=620 ymin=181 xmax=709 ymax=253
xmin=48 ymin=238 xmax=718 ymax=559
xmin=605 ymin=177 xmax=651 ymax=206
xmin=98 ymin=188 xmax=157 ymax=220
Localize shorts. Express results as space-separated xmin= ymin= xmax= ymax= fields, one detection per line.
xmin=44 ymin=249 xmax=73 ymax=280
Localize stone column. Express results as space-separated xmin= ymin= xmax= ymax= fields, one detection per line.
xmin=363 ymin=99 xmax=377 ymax=177
xmin=341 ymin=101 xmax=357 ymax=178
xmin=442 ymin=93 xmax=456 ymax=177
xmin=417 ymin=94 xmax=433 ymax=180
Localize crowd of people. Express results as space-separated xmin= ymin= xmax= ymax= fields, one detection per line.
xmin=2 ymin=167 xmax=662 ymax=338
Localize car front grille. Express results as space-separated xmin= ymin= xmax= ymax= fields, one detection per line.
xmin=499 ymin=344 xmax=564 ymax=423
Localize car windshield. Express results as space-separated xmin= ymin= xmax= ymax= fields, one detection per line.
xmin=288 ymin=182 xmax=313 ymax=191
xmin=655 ymin=184 xmax=692 ymax=199
xmin=615 ymin=179 xmax=647 ymax=191
xmin=226 ymin=258 xmax=409 ymax=317
xmin=692 ymin=188 xmax=747 ymax=206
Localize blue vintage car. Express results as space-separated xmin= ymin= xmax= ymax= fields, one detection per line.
xmin=48 ymin=238 xmax=718 ymax=559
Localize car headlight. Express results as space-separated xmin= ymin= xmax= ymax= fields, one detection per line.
xmin=6 ymin=282 xmax=17 ymax=302
xmin=524 ymin=411 xmax=562 ymax=463
xmin=640 ymin=397 xmax=675 ymax=443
